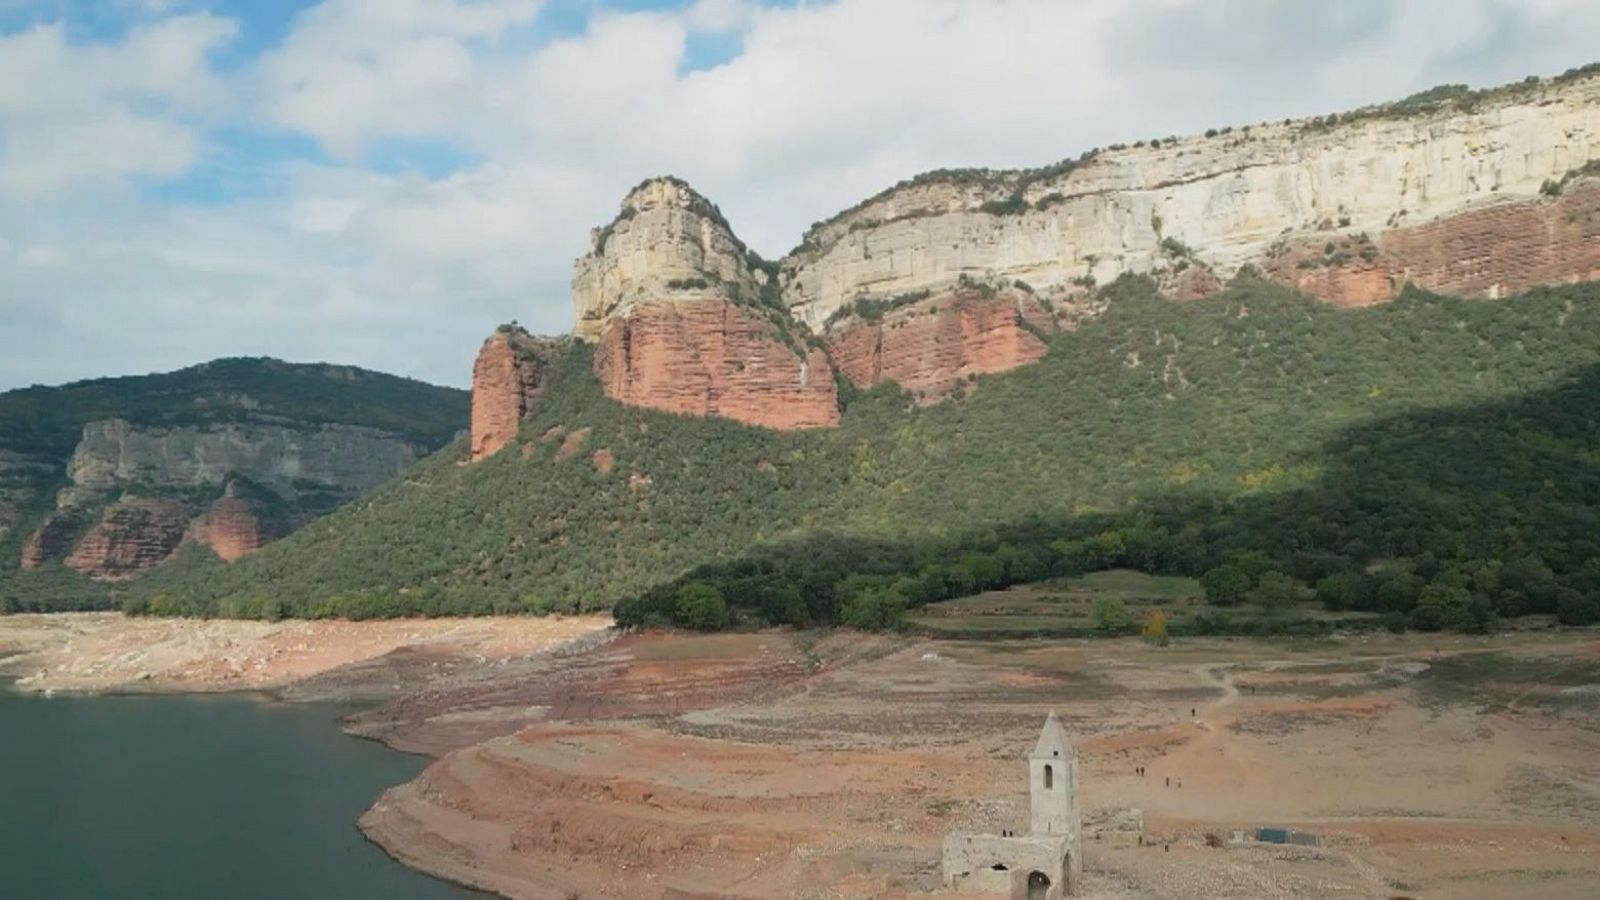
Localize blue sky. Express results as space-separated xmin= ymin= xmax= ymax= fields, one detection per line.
xmin=2 ymin=0 xmax=1598 ymax=391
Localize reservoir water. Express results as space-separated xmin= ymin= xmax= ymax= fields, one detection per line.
xmin=0 ymin=686 xmax=484 ymax=899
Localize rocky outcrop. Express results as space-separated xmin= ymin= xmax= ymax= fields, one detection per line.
xmin=19 ymin=508 xmax=85 ymax=570
xmin=184 ymin=482 xmax=280 ymax=563
xmin=826 ymin=287 xmax=1055 ymax=402
xmin=573 ymin=178 xmax=760 ymax=340
xmin=470 ymin=330 xmax=565 ymax=461
xmin=65 ymin=498 xmax=188 ymax=579
xmin=782 ymin=73 xmax=1600 ymax=324
xmin=575 ymin=177 xmax=839 ymax=430
xmin=18 ymin=419 xmax=432 ymax=575
xmin=1263 ymin=179 xmax=1600 ymax=305
xmin=539 ymin=72 xmax=1600 ymax=434
xmin=594 ymin=299 xmax=838 ymax=429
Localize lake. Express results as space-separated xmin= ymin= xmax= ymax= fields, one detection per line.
xmin=0 ymin=686 xmax=485 ymax=899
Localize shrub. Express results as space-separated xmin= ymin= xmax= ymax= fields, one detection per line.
xmin=674 ymin=582 xmax=727 ymax=631
xmin=1091 ymin=596 xmax=1131 ymax=634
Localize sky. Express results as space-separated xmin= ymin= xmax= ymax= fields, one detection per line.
xmin=2 ymin=0 xmax=1598 ymax=391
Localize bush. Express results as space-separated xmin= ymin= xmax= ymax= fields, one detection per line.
xmin=1091 ymin=596 xmax=1132 ymax=634
xmin=674 ymin=582 xmax=727 ymax=631
xmin=1200 ymin=565 xmax=1250 ymax=606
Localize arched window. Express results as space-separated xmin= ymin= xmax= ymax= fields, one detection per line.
xmin=1044 ymin=764 xmax=1054 ymax=789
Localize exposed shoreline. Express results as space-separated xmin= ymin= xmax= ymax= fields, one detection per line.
xmin=10 ymin=614 xmax=1600 ymax=898
xmin=0 ymin=612 xmax=613 ymax=699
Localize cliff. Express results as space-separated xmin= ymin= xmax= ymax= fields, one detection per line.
xmin=782 ymin=73 xmax=1600 ymax=324
xmin=825 ymin=284 xmax=1056 ymax=403
xmin=569 ymin=177 xmax=838 ymax=432
xmin=471 ymin=70 xmax=1596 ymax=435
xmin=18 ymin=419 xmax=430 ymax=578
xmin=470 ymin=329 xmax=567 ymax=461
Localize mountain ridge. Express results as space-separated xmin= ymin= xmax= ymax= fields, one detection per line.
xmin=0 ymin=357 xmax=467 ymax=610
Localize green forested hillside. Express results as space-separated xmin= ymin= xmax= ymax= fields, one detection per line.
xmin=121 ymin=277 xmax=1600 ymax=631
xmin=0 ymin=357 xmax=467 ymax=459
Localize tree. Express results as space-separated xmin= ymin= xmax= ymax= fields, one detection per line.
xmin=1416 ymin=569 xmax=1476 ymax=631
xmin=1247 ymin=572 xmax=1310 ymax=616
xmin=674 ymin=582 xmax=727 ymax=631
xmin=839 ymin=586 xmax=906 ymax=631
xmin=1091 ymin=596 xmax=1131 ymax=634
xmin=1200 ymin=565 xmax=1251 ymax=606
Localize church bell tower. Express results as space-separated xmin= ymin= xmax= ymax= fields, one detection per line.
xmin=1029 ymin=710 xmax=1079 ymax=838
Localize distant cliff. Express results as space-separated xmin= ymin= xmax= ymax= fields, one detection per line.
xmin=469 ymin=67 xmax=1600 ymax=446
xmin=0 ymin=359 xmax=466 ymax=591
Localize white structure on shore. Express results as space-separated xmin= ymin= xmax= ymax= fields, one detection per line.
xmin=941 ymin=712 xmax=1081 ymax=899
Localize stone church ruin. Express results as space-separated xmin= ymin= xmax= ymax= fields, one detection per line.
xmin=941 ymin=711 xmax=1081 ymax=898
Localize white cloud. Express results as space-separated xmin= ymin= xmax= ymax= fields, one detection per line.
xmin=4 ymin=0 xmax=1600 ymax=392
xmin=258 ymin=0 xmax=543 ymax=158
xmin=0 ymin=14 xmax=235 ymax=192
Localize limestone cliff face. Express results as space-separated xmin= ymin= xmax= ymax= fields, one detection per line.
xmin=470 ymin=330 xmax=565 ymax=461
xmin=826 ymin=288 xmax=1055 ymax=402
xmin=573 ymin=178 xmax=760 ymax=340
xmin=573 ymin=177 xmax=839 ymax=429
xmin=69 ymin=418 xmax=425 ymax=497
xmin=782 ymin=74 xmax=1600 ymax=323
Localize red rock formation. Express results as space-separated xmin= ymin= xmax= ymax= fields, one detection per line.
xmin=66 ymin=498 xmax=189 ymax=579
xmin=19 ymin=509 xmax=86 ymax=569
xmin=1264 ymin=180 xmax=1600 ymax=306
xmin=1262 ymin=237 xmax=1397 ymax=308
xmin=1385 ymin=179 xmax=1600 ymax=298
xmin=826 ymin=289 xmax=1054 ymax=402
xmin=594 ymin=299 xmax=839 ymax=429
xmin=471 ymin=331 xmax=559 ymax=461
xmin=187 ymin=495 xmax=267 ymax=563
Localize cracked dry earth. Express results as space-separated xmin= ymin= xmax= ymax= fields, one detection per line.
xmin=345 ymin=628 xmax=1600 ymax=899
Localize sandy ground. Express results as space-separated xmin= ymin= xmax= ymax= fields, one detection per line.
xmin=0 ymin=612 xmax=611 ymax=696
xmin=6 ymin=614 xmax=1599 ymax=898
